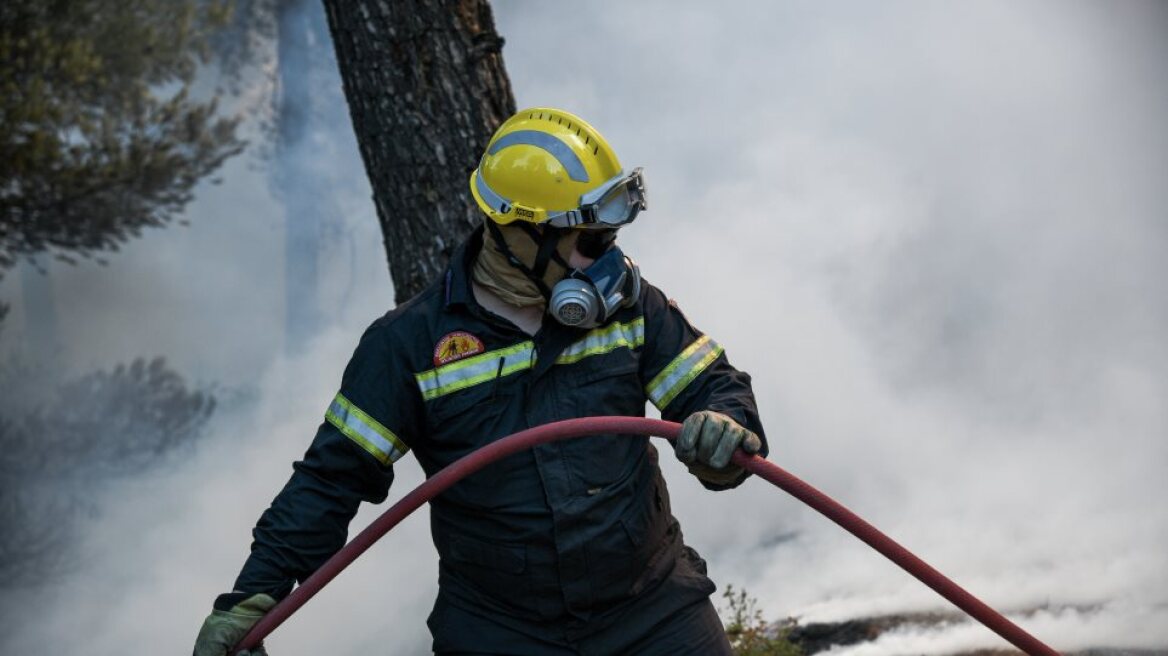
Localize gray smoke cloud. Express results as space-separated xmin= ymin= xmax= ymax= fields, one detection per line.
xmin=496 ymin=0 xmax=1167 ymax=651
xmin=0 ymin=1 xmax=1164 ymax=654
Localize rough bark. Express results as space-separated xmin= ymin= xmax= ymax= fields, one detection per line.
xmin=322 ymin=0 xmax=515 ymax=303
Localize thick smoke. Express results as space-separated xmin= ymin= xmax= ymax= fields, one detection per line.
xmin=498 ymin=0 xmax=1167 ymax=651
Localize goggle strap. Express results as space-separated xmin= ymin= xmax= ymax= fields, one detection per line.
xmin=545 ymin=208 xmax=587 ymax=228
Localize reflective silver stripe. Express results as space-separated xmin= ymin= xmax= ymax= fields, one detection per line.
xmin=475 ymin=168 xmax=512 ymax=214
xmin=325 ymin=393 xmax=409 ymax=465
xmin=646 ymin=335 xmax=724 ymax=409
xmin=556 ymin=317 xmax=645 ymax=365
xmin=487 ymin=130 xmax=590 ymax=182
xmin=415 ymin=342 xmax=536 ymax=401
xmin=477 ymin=170 xmax=586 ymax=226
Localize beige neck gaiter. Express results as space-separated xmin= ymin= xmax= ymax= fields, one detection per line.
xmin=472 ymin=219 xmax=579 ymax=308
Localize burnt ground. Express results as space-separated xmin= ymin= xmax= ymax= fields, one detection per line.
xmin=783 ymin=611 xmax=1168 ymax=655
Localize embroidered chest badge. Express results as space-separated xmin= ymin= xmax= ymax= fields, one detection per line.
xmin=433 ymin=331 xmax=486 ymax=366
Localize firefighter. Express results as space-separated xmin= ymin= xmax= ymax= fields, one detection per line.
xmin=194 ymin=108 xmax=767 ymax=655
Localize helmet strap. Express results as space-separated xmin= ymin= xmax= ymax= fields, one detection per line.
xmin=529 ymin=225 xmax=566 ymax=281
xmin=484 ymin=219 xmax=558 ymax=299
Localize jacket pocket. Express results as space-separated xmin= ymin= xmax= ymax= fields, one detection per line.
xmin=558 ymin=354 xmax=646 ymax=488
xmin=571 ymin=354 xmax=644 ymax=419
xmin=439 ymin=533 xmax=554 ymax=617
xmin=445 ymin=533 xmax=526 ymax=574
xmin=619 ymin=474 xmax=676 ymax=596
xmin=423 ymin=382 xmax=527 ymax=508
xmin=586 ymin=473 xmax=674 ymax=604
xmin=425 ymin=374 xmax=505 ymax=426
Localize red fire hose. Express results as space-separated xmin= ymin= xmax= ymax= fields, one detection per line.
xmin=233 ymin=416 xmax=1059 ymax=655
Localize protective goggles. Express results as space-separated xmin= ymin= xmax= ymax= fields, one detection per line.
xmin=476 ymin=167 xmax=647 ymax=229
xmin=548 ymin=168 xmax=647 ymax=229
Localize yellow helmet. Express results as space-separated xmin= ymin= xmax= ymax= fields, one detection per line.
xmin=470 ymin=107 xmax=647 ymax=229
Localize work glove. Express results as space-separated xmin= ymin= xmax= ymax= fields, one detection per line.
xmin=675 ymin=410 xmax=762 ymax=486
xmin=192 ymin=593 xmax=276 ymax=656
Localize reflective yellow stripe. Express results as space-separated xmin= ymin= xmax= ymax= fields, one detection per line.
xmin=415 ymin=318 xmax=644 ymax=402
xmin=556 ymin=317 xmax=645 ymax=365
xmin=645 ymin=335 xmax=724 ymax=409
xmin=325 ymin=392 xmax=409 ymax=465
xmin=415 ymin=341 xmax=535 ymax=401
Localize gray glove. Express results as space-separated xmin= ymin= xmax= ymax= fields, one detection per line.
xmin=193 ymin=593 xmax=276 ymax=656
xmin=675 ymin=410 xmax=762 ymax=486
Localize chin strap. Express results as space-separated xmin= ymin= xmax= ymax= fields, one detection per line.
xmin=484 ymin=219 xmax=569 ymax=300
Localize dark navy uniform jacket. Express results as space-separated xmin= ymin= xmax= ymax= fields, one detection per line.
xmin=220 ymin=228 xmax=768 ymax=652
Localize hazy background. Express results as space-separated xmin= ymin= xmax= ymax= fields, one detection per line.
xmin=0 ymin=1 xmax=1164 ymax=653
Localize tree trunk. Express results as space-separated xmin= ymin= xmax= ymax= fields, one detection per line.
xmin=322 ymin=0 xmax=515 ymax=304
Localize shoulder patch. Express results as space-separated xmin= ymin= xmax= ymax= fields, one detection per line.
xmin=433 ymin=331 xmax=485 ymax=366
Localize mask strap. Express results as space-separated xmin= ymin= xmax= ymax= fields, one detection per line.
xmin=549 ymin=249 xmax=571 ymax=271
xmin=529 ymin=226 xmax=565 ymax=281
xmin=512 ymin=221 xmax=571 ymax=282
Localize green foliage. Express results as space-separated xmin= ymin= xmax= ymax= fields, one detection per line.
xmin=722 ymin=585 xmax=803 ymax=656
xmin=0 ymin=0 xmax=246 ymax=272
xmin=0 ymin=357 xmax=215 ymax=588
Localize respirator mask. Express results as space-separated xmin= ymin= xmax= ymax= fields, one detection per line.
xmin=548 ymin=232 xmax=642 ymax=328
